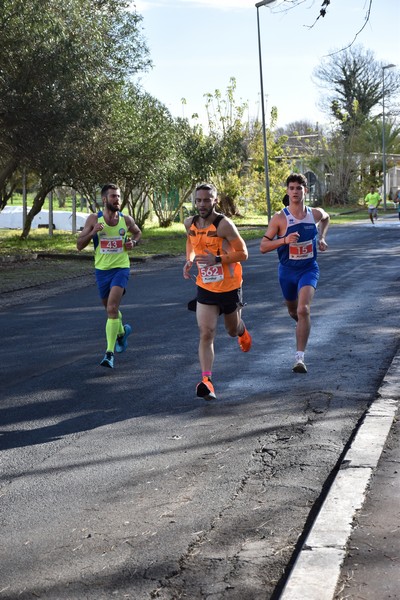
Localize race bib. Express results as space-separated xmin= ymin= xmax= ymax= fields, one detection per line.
xmin=289 ymin=240 xmax=313 ymax=260
xmin=199 ymin=263 xmax=224 ymax=283
xmin=100 ymin=236 xmax=124 ymax=254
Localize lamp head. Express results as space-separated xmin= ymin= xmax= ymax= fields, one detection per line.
xmin=255 ymin=0 xmax=277 ymax=7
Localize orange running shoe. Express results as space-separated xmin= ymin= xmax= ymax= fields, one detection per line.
xmin=238 ymin=327 xmax=252 ymax=352
xmin=196 ymin=377 xmax=217 ymax=401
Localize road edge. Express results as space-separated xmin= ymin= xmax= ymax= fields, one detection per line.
xmin=278 ymin=347 xmax=400 ymax=600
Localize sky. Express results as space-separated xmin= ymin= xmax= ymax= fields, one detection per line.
xmin=133 ymin=0 xmax=399 ymax=130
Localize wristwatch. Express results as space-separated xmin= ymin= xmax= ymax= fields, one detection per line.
xmin=215 ymin=255 xmax=222 ymax=264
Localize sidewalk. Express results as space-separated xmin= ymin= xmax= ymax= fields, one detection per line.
xmin=347 ymin=212 xmax=400 ymax=227
xmin=278 ymin=347 xmax=400 ymax=600
xmin=335 ymin=399 xmax=400 ymax=600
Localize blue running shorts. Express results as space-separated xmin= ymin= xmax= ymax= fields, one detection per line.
xmin=95 ymin=267 xmax=130 ymax=299
xmin=278 ymin=264 xmax=319 ymax=302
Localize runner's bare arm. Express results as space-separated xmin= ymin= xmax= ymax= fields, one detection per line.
xmin=215 ymin=218 xmax=248 ymax=263
xmin=312 ymin=208 xmax=330 ymax=251
xmin=76 ymin=214 xmax=101 ymax=251
xmin=183 ymin=219 xmax=195 ymax=279
xmin=124 ymin=215 xmax=142 ymax=248
xmin=260 ymin=213 xmax=295 ymax=254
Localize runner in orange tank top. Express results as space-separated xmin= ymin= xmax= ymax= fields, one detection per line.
xmin=183 ymin=183 xmax=252 ymax=401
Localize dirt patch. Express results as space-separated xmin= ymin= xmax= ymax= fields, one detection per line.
xmin=0 ymin=257 xmax=94 ymax=293
xmin=0 ymin=254 xmax=184 ymax=309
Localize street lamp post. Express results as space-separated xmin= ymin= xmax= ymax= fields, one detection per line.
xmin=256 ymin=0 xmax=276 ymax=222
xmin=382 ymin=63 xmax=396 ymax=211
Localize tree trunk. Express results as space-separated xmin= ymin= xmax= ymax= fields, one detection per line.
xmin=0 ymin=158 xmax=19 ymax=209
xmin=21 ymin=184 xmax=53 ymax=239
xmin=218 ymin=193 xmax=241 ymax=217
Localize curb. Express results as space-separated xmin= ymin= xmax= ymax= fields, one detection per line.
xmin=279 ymin=350 xmax=400 ymax=600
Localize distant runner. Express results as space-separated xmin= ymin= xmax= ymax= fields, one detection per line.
xmin=393 ymin=188 xmax=400 ymax=220
xmin=77 ymin=183 xmax=141 ymax=369
xmin=364 ymin=186 xmax=382 ymax=225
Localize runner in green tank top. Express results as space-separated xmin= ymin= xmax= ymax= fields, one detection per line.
xmin=77 ymin=183 xmax=141 ymax=368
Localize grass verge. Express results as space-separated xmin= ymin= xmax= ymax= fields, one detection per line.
xmin=0 ymin=207 xmax=396 ymax=258
xmin=0 ymin=222 xmax=267 ymax=258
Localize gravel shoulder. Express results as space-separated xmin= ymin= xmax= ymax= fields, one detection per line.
xmin=0 ymin=254 xmax=183 ymax=309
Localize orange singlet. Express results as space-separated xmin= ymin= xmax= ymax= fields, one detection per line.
xmin=188 ymin=215 xmax=243 ymax=293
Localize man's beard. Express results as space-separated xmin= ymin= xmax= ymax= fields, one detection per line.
xmin=198 ymin=207 xmax=213 ymax=218
xmin=106 ymin=201 xmax=119 ymax=212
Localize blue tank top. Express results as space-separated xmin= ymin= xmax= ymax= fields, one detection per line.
xmin=277 ymin=207 xmax=318 ymax=269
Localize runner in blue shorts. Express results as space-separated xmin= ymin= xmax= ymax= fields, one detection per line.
xmin=278 ymin=263 xmax=319 ymax=302
xmin=260 ymin=173 xmax=330 ymax=373
xmin=77 ymin=183 xmax=141 ymax=369
xmin=95 ymin=268 xmax=130 ymax=301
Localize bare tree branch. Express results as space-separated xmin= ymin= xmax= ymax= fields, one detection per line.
xmin=325 ymin=0 xmax=373 ymax=56
xmin=272 ymin=0 xmax=375 ymax=54
xmin=305 ymin=0 xmax=331 ymax=28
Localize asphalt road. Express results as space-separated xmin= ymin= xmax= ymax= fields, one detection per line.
xmin=1 ymin=220 xmax=399 ymax=600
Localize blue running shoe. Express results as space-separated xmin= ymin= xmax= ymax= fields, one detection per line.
xmin=115 ymin=324 xmax=132 ymax=354
xmin=100 ymin=351 xmax=114 ymax=368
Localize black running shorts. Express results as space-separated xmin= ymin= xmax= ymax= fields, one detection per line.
xmin=196 ymin=286 xmax=244 ymax=315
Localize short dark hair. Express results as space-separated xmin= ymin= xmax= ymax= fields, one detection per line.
xmin=195 ymin=182 xmax=217 ymax=196
xmin=101 ymin=183 xmax=119 ymax=198
xmin=286 ymin=173 xmax=307 ymax=188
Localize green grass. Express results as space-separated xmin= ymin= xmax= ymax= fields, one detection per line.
xmin=0 ymin=225 xmax=189 ymax=257
xmin=0 ymin=229 xmax=81 ymax=256
xmin=0 ymin=206 xmax=397 ymax=258
xmin=0 ymin=220 xmax=266 ymax=258
xmin=328 ymin=208 xmax=397 ymax=223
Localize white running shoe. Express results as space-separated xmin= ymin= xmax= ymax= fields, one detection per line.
xmin=292 ymin=359 xmax=307 ymax=373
